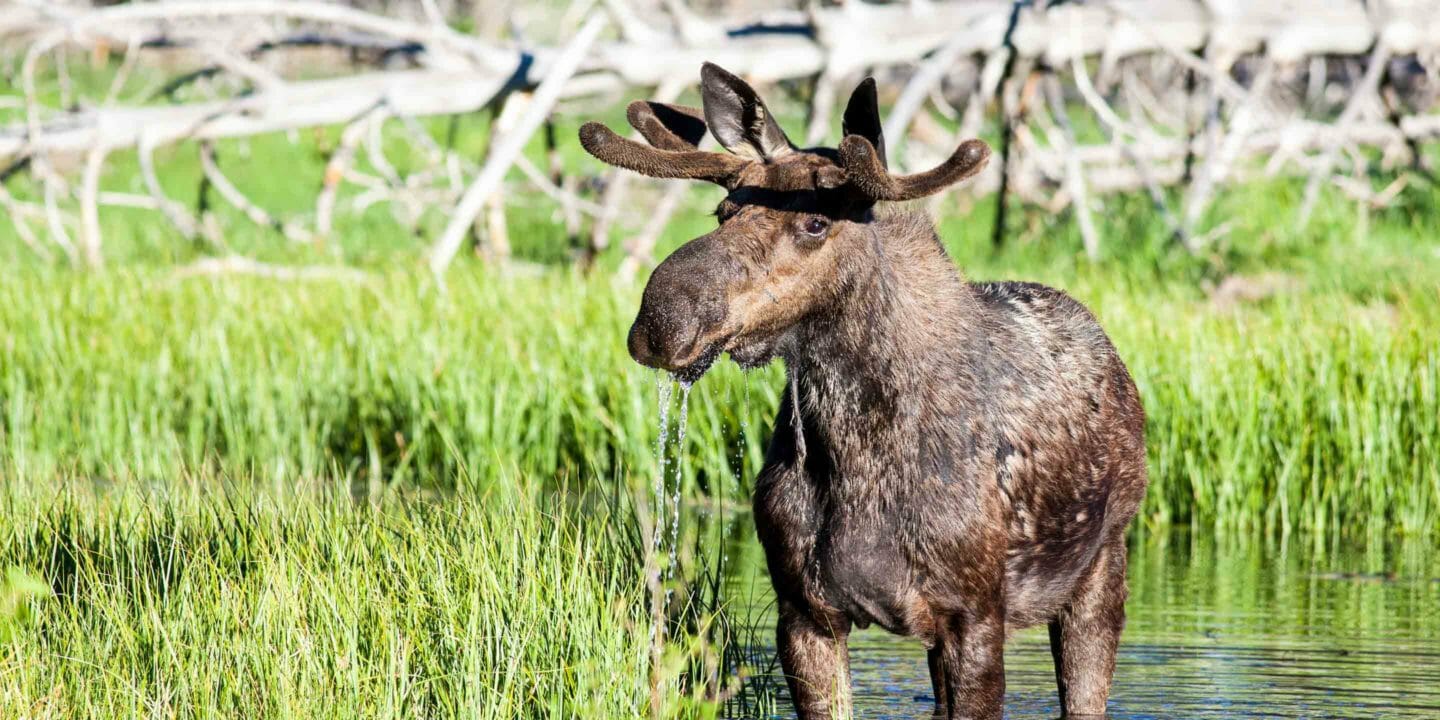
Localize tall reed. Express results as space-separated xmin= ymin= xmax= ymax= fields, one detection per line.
xmin=1 ymin=261 xmax=1435 ymax=536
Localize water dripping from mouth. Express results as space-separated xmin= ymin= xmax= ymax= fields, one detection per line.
xmin=654 ymin=376 xmax=673 ymax=558
xmin=649 ymin=375 xmax=674 ymax=653
xmin=721 ymin=371 xmax=753 ymax=570
xmin=666 ymin=381 xmax=692 ymax=588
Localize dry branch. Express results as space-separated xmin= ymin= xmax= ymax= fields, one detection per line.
xmin=1043 ymin=75 xmax=1099 ymax=261
xmin=0 ymin=69 xmax=512 ymax=157
xmin=318 ymin=108 xmax=382 ymax=239
xmin=1298 ymin=41 xmax=1394 ymax=227
xmin=0 ymin=183 xmax=49 ymax=261
xmin=427 ymin=15 xmax=606 ymax=276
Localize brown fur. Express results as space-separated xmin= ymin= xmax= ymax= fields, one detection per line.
xmin=581 ymin=64 xmax=1148 ymax=720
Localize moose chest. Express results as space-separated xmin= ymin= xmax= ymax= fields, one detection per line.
xmin=807 ymin=500 xmax=932 ymax=635
xmin=755 ymin=450 xmax=952 ymax=637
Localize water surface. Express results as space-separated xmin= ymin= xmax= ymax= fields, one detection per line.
xmin=721 ymin=529 xmax=1440 ymax=719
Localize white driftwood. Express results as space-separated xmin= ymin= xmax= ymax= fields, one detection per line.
xmin=317 ymin=109 xmax=381 ymax=239
xmin=1297 ymin=41 xmax=1394 ymax=227
xmin=12 ymin=0 xmax=1436 ymax=159
xmin=427 ymin=16 xmax=606 ymax=276
xmin=0 ymin=70 xmax=511 ymax=157
xmin=78 ymin=144 xmax=107 ymax=267
xmin=1043 ymin=75 xmax=1100 ymax=261
xmin=12 ymin=0 xmax=511 ymax=70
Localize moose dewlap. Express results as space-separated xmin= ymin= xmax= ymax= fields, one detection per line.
xmin=581 ymin=63 xmax=1148 ymax=720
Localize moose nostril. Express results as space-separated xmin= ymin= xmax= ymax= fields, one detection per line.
xmin=645 ymin=322 xmax=668 ymax=359
xmin=628 ymin=322 xmax=655 ymax=366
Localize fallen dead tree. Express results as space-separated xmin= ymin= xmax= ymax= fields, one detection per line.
xmin=2 ymin=0 xmax=1439 ymax=272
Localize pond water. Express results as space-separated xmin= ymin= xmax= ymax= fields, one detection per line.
xmin=719 ymin=528 xmax=1440 ymax=719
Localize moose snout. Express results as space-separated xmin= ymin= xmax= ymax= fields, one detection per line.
xmin=628 ymin=237 xmax=733 ymax=371
xmin=628 ymin=303 xmax=705 ymax=371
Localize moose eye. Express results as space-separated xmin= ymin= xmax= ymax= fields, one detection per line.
xmin=800 ymin=216 xmax=829 ymax=238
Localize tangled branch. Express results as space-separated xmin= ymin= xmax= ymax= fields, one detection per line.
xmin=2 ymin=0 xmax=1438 ymax=273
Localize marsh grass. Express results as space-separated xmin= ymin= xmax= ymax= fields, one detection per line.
xmin=0 ymin=481 xmax=637 ymax=717
xmin=2 ymin=251 xmax=1435 ymax=537
xmin=0 ymin=476 xmax=773 ymax=719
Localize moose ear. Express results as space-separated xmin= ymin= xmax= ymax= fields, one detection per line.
xmin=700 ymin=62 xmax=794 ymax=162
xmin=842 ymin=77 xmax=886 ymax=169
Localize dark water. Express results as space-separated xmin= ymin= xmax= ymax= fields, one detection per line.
xmin=720 ymin=529 xmax=1440 ymax=719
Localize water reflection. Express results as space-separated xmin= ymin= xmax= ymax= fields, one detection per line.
xmin=720 ymin=527 xmax=1440 ymax=719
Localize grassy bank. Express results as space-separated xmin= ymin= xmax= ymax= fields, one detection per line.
xmin=2 ymin=241 xmax=1436 ymax=537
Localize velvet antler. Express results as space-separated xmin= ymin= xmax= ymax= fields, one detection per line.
xmin=625 ymin=101 xmax=708 ymax=151
xmin=580 ymin=63 xmax=805 ymax=186
xmin=578 ymin=121 xmax=746 ymax=185
xmin=839 ymin=135 xmax=991 ymax=202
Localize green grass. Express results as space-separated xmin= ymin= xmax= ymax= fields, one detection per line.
xmin=2 ymin=242 xmax=1435 ymax=537
xmin=0 ymin=480 xmax=696 ymax=719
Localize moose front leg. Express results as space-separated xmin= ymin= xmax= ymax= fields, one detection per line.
xmin=934 ymin=602 xmax=1006 ymax=720
xmin=776 ymin=601 xmax=852 ymax=719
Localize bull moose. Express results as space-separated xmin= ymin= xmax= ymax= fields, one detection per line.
xmin=580 ymin=63 xmax=1148 ymax=720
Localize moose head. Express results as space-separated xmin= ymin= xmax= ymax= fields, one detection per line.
xmin=580 ymin=63 xmax=990 ymax=382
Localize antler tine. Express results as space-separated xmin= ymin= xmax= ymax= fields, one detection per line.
xmin=579 ymin=121 xmax=745 ymax=185
xmin=626 ymin=101 xmax=708 ymax=151
xmin=839 ymin=135 xmax=991 ymax=201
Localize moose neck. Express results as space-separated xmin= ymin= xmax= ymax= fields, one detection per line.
xmin=783 ymin=214 xmax=988 ymax=445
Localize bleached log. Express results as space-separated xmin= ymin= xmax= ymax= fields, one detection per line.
xmin=1043 ymin=75 xmax=1100 ymax=261
xmin=427 ymin=16 xmax=606 ymax=276
xmin=78 ymin=144 xmax=107 ymax=267
xmin=138 ymin=132 xmax=203 ymax=242
xmin=317 ymin=109 xmax=380 ymax=239
xmin=198 ymin=141 xmax=310 ymax=243
xmin=9 ymin=1 xmax=1440 ymax=162
xmin=1183 ymin=56 xmax=1277 ymax=238
xmin=0 ymin=69 xmax=512 ymax=157
xmin=1298 ymin=41 xmax=1394 ymax=227
xmin=0 ymin=184 xmax=50 ymax=261
xmin=1061 ymin=115 xmax=1440 ymax=167
xmin=10 ymin=0 xmax=511 ymax=70
xmin=36 ymin=161 xmax=79 ymax=265
xmin=513 ymin=155 xmax=605 ymax=217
